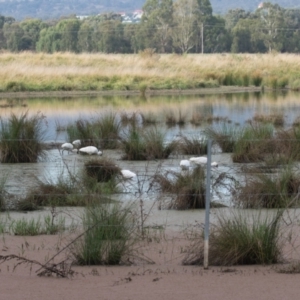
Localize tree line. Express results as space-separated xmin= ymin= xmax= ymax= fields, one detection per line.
xmin=1 ymin=0 xmax=300 ymax=54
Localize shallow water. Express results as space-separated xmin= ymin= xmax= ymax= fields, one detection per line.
xmin=1 ymin=90 xmax=300 ymax=216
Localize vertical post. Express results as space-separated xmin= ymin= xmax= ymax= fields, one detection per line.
xmin=204 ymin=139 xmax=211 ymax=269
xmin=201 ymin=23 xmax=204 ymax=54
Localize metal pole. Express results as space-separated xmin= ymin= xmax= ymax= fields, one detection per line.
xmin=204 ymin=139 xmax=211 ymax=269
xmin=201 ymin=23 xmax=204 ymax=54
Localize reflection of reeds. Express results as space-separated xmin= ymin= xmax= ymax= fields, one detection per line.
xmin=253 ymin=113 xmax=284 ymax=126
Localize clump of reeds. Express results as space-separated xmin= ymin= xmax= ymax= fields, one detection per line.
xmin=84 ymin=158 xmax=120 ymax=182
xmin=140 ymin=112 xmax=159 ymax=126
xmin=165 ymin=109 xmax=187 ymax=127
xmin=155 ymin=166 xmax=206 ymax=209
xmin=19 ymin=176 xmax=77 ymax=209
xmin=96 ymin=112 xmax=121 ymax=149
xmin=67 ymin=119 xmax=97 ymax=148
xmin=120 ymin=111 xmax=140 ymax=127
xmin=205 ymin=123 xmax=241 ymax=153
xmin=178 ymin=135 xmax=208 ymax=155
xmin=71 ymin=203 xmax=136 ymax=265
xmin=183 ymin=210 xmax=282 ymax=265
xmin=252 ymin=113 xmax=284 ymax=127
xmin=0 ymin=112 xmax=46 ymax=163
xmin=235 ymin=166 xmax=300 ymax=208
xmin=232 ymin=123 xmax=274 ymax=163
xmin=274 ymin=127 xmax=300 ymax=162
xmin=121 ymin=126 xmax=177 ymax=160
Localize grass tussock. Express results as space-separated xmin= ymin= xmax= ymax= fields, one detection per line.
xmin=84 ymin=158 xmax=120 ymax=182
xmin=0 ymin=112 xmax=46 ymax=163
xmin=235 ymin=166 xmax=300 ymax=208
xmin=178 ymin=135 xmax=208 ymax=155
xmin=205 ymin=123 xmax=241 ymax=153
xmin=252 ymin=113 xmax=284 ymax=127
xmin=155 ymin=166 xmax=206 ymax=209
xmin=121 ymin=126 xmax=177 ymax=160
xmin=183 ymin=210 xmax=282 ymax=266
xmin=232 ymin=123 xmax=274 ymax=163
xmin=71 ymin=203 xmax=137 ymax=265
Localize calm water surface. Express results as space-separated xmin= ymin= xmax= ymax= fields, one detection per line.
xmin=1 ymin=90 xmax=300 ymax=220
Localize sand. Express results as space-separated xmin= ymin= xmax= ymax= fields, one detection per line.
xmin=1 ymin=229 xmax=300 ymax=300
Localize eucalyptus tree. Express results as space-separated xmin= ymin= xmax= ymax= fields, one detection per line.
xmin=255 ymin=2 xmax=285 ymax=52
xmin=3 ymin=22 xmax=24 ymax=51
xmin=20 ymin=19 xmax=47 ymax=50
xmin=141 ymin=0 xmax=173 ymax=53
xmin=172 ymin=0 xmax=198 ymax=53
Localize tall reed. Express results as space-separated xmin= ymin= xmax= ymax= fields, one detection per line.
xmin=0 ymin=112 xmax=46 ymax=163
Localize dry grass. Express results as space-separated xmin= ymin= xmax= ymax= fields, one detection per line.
xmin=0 ymin=52 xmax=300 ymax=91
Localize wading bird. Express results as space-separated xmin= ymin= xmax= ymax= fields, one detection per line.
xmin=120 ymin=169 xmax=136 ymax=179
xmin=61 ymin=142 xmax=74 ymax=154
xmin=189 ymin=156 xmax=218 ymax=167
xmin=78 ymin=146 xmax=102 ymax=156
xmin=180 ymin=159 xmax=190 ymax=170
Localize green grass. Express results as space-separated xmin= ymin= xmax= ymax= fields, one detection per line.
xmin=71 ymin=203 xmax=137 ymax=265
xmin=155 ymin=166 xmax=206 ymax=209
xmin=178 ymin=135 xmax=208 ymax=155
xmin=183 ymin=210 xmax=282 ymax=265
xmin=235 ymin=165 xmax=300 ymax=208
xmin=121 ymin=126 xmax=176 ymax=160
xmin=0 ymin=112 xmax=46 ymax=163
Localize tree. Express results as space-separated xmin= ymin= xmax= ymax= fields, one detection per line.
xmin=141 ymin=0 xmax=173 ymax=53
xmin=255 ymin=2 xmax=285 ymax=52
xmin=172 ymin=0 xmax=198 ymax=53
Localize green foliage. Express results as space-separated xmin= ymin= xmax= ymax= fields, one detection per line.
xmin=183 ymin=210 xmax=282 ymax=265
xmin=236 ymin=166 xmax=300 ymax=208
xmin=71 ymin=203 xmax=136 ymax=265
xmin=232 ymin=123 xmax=274 ymax=163
xmin=155 ymin=166 xmax=206 ymax=209
xmin=178 ymin=135 xmax=208 ymax=155
xmin=121 ymin=126 xmax=176 ymax=160
xmin=0 ymin=112 xmax=46 ymax=163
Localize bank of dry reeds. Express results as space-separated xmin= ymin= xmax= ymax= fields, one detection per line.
xmin=1 ymin=52 xmax=300 ymax=92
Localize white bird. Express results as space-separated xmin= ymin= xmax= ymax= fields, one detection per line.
xmin=189 ymin=156 xmax=218 ymax=167
xmin=121 ymin=169 xmax=136 ymax=180
xmin=78 ymin=146 xmax=102 ymax=156
xmin=180 ymin=159 xmax=190 ymax=170
xmin=61 ymin=142 xmax=74 ymax=154
xmin=72 ymin=139 xmax=81 ymax=148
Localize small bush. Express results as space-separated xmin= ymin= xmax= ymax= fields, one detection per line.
xmin=205 ymin=124 xmax=241 ymax=153
xmin=0 ymin=112 xmax=46 ymax=163
xmin=235 ymin=166 xmax=300 ymax=208
xmin=155 ymin=166 xmax=206 ymax=209
xmin=71 ymin=203 xmax=136 ymax=265
xmin=183 ymin=211 xmax=282 ymax=265
xmin=232 ymin=123 xmax=274 ymax=163
xmin=84 ymin=158 xmax=120 ymax=182
xmin=178 ymin=135 xmax=208 ymax=155
xmin=121 ymin=126 xmax=176 ymax=160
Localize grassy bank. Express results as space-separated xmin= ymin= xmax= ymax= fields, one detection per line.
xmin=0 ymin=52 xmax=299 ymax=93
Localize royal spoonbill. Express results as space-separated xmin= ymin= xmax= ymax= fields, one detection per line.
xmin=61 ymin=142 xmax=74 ymax=154
xmin=180 ymin=160 xmax=190 ymax=170
xmin=72 ymin=139 xmax=81 ymax=148
xmin=120 ymin=169 xmax=136 ymax=179
xmin=189 ymin=156 xmax=218 ymax=167
xmin=78 ymin=146 xmax=102 ymax=156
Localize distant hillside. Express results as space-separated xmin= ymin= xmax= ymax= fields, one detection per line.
xmin=0 ymin=0 xmax=300 ymax=20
